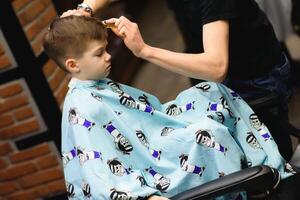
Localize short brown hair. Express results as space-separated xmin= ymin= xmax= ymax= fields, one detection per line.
xmin=43 ymin=15 xmax=107 ymax=71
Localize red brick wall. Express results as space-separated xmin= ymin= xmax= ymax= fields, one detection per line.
xmin=13 ymin=0 xmax=57 ymax=56
xmin=42 ymin=60 xmax=71 ymax=108
xmin=0 ymin=80 xmax=44 ymax=139
xmin=0 ymin=44 xmax=12 ymax=71
xmin=0 ymin=142 xmax=64 ymax=200
xmin=0 ymin=0 xmax=70 ymax=199
xmin=0 ymin=80 xmax=66 ymax=200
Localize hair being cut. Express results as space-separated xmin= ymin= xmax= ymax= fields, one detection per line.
xmin=43 ymin=15 xmax=107 ymax=72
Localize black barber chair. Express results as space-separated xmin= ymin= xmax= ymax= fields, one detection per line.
xmin=171 ymin=146 xmax=300 ymax=200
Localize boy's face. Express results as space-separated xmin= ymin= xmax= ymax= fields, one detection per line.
xmin=76 ymin=40 xmax=111 ymax=80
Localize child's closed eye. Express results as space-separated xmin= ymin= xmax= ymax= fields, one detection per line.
xmin=96 ymin=51 xmax=104 ymax=57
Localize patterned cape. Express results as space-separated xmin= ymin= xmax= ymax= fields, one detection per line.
xmin=62 ymin=78 xmax=294 ymax=200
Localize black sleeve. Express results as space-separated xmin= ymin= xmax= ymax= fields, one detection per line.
xmin=292 ymin=0 xmax=300 ymax=25
xmin=192 ymin=0 xmax=237 ymax=25
xmin=291 ymin=0 xmax=300 ymax=36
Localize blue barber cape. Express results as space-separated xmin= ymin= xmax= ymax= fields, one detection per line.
xmin=62 ymin=78 xmax=294 ymax=200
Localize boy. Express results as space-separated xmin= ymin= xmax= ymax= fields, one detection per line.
xmin=43 ymin=16 xmax=293 ymax=199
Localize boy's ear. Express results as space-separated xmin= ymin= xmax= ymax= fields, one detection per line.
xmin=65 ymin=58 xmax=80 ymax=73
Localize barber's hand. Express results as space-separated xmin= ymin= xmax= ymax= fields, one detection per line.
xmin=60 ymin=8 xmax=91 ymax=18
xmin=104 ymin=16 xmax=147 ymax=57
xmin=148 ymin=195 xmax=170 ymax=200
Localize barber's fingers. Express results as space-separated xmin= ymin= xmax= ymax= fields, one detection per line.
xmin=117 ymin=20 xmax=127 ymax=31
xmin=60 ymin=9 xmax=89 ymax=18
xmin=104 ymin=18 xmax=118 ymax=24
xmin=119 ymin=16 xmax=131 ymax=24
xmin=117 ymin=17 xmax=139 ymax=35
xmin=76 ymin=9 xmax=91 ymax=16
xmin=119 ymin=26 xmax=127 ymax=38
xmin=60 ymin=9 xmax=77 ymax=18
xmin=114 ymin=17 xmax=131 ymax=35
xmin=108 ymin=24 xmax=127 ymax=38
xmin=115 ymin=16 xmax=125 ymax=26
xmin=104 ymin=17 xmax=125 ymax=28
xmin=116 ymin=16 xmax=133 ymax=28
xmin=105 ymin=16 xmax=134 ymax=31
xmin=105 ymin=16 xmax=140 ymax=41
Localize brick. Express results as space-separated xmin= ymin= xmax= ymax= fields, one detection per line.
xmin=41 ymin=5 xmax=57 ymax=23
xmin=25 ymin=6 xmax=57 ymax=41
xmin=17 ymin=0 xmax=48 ymax=27
xmin=31 ymin=31 xmax=46 ymax=56
xmin=40 ymin=0 xmax=52 ymax=7
xmin=49 ymin=69 xmax=67 ymax=92
xmin=0 ymin=142 xmax=13 ymax=156
xmin=43 ymin=59 xmax=57 ymax=78
xmin=7 ymin=189 xmax=38 ymax=200
xmin=0 ymin=158 xmax=8 ymax=169
xmin=12 ymin=0 xmax=32 ymax=12
xmin=19 ymin=168 xmax=63 ymax=189
xmin=0 ymin=95 xmax=29 ymax=114
xmin=36 ymin=154 xmax=59 ymax=169
xmin=25 ymin=21 xmax=40 ymax=42
xmin=0 ymin=83 xmax=23 ymax=98
xmin=10 ymin=143 xmax=51 ymax=163
xmin=0 ymin=114 xmax=14 ymax=128
xmin=13 ymin=107 xmax=34 ymax=121
xmin=0 ymin=119 xmax=40 ymax=139
xmin=0 ymin=45 xmax=4 ymax=55
xmin=0 ymin=54 xmax=11 ymax=69
xmin=47 ymin=179 xmax=66 ymax=193
xmin=0 ymin=162 xmax=37 ymax=181
xmin=0 ymin=181 xmax=19 ymax=195
xmin=55 ymin=76 xmax=71 ymax=106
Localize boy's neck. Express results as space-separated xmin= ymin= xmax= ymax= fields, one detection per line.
xmin=68 ymin=77 xmax=100 ymax=89
xmin=71 ymin=77 xmax=106 ymax=83
xmin=71 ymin=73 xmax=107 ymax=82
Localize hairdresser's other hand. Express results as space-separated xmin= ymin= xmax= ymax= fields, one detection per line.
xmin=148 ymin=195 xmax=170 ymax=200
xmin=104 ymin=16 xmax=148 ymax=57
xmin=60 ymin=9 xmax=91 ymax=18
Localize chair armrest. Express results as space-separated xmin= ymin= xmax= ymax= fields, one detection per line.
xmin=170 ymin=165 xmax=280 ymax=200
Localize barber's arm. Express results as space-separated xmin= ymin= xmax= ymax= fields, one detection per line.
xmin=106 ymin=16 xmax=229 ymax=83
xmin=82 ymin=0 xmax=112 ymax=13
xmin=61 ymin=0 xmax=112 ymax=17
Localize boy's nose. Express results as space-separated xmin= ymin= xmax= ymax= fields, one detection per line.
xmin=105 ymin=52 xmax=112 ymax=62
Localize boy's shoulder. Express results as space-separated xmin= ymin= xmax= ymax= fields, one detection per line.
xmin=63 ymin=84 xmax=103 ymax=106
xmin=61 ymin=86 xmax=107 ymax=119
